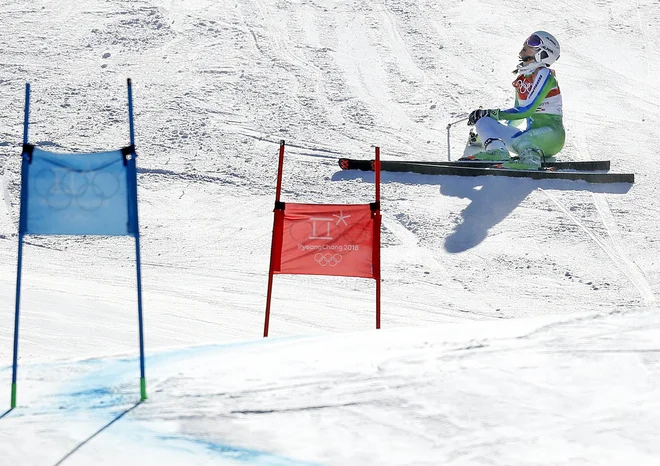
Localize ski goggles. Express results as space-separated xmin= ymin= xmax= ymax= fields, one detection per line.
xmin=525 ymin=34 xmax=543 ymax=48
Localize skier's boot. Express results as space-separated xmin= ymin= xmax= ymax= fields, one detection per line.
xmin=502 ymin=148 xmax=543 ymax=170
xmin=469 ymin=137 xmax=510 ymax=161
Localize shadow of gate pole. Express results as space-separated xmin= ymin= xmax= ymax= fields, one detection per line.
xmin=53 ymin=401 xmax=143 ymax=466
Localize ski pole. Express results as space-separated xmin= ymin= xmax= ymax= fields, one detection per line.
xmin=446 ymin=116 xmax=468 ymax=161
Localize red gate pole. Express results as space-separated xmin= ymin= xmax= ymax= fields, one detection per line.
xmin=264 ymin=140 xmax=286 ymax=337
xmin=374 ymin=146 xmax=382 ymax=329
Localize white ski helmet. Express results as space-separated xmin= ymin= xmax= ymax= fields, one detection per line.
xmin=526 ymin=31 xmax=560 ymax=66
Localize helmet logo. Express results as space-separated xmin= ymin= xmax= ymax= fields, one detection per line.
xmin=528 ymin=31 xmax=560 ymax=66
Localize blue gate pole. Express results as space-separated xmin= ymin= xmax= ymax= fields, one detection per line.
xmin=127 ymin=79 xmax=135 ymax=147
xmin=135 ymin=234 xmax=146 ymax=401
xmin=12 ymin=83 xmax=31 ymax=408
xmin=11 ymin=236 xmax=24 ymax=409
xmin=23 ymin=84 xmax=30 ymax=145
xmin=127 ymin=78 xmax=147 ymax=401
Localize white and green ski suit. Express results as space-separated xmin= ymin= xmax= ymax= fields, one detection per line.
xmin=475 ymin=65 xmax=565 ymax=157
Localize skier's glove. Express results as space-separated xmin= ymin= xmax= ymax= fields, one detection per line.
xmin=468 ymin=109 xmax=499 ymax=126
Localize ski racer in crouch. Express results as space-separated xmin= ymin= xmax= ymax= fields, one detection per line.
xmin=463 ymin=31 xmax=565 ymax=169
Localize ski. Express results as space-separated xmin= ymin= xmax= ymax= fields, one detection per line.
xmin=337 ymin=159 xmax=633 ymax=184
xmin=338 ymin=158 xmax=611 ymax=172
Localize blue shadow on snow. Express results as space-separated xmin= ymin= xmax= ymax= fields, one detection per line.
xmin=333 ymin=169 xmax=632 ymax=253
xmin=46 ymin=338 xmax=318 ymax=465
xmin=158 ymin=435 xmax=321 ymax=466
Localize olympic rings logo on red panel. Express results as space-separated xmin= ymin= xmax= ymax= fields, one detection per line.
xmin=314 ymin=252 xmax=343 ymax=267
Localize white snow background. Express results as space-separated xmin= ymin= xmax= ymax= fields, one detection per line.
xmin=1 ymin=0 xmax=659 ymax=464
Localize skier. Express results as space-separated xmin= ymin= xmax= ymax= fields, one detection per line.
xmin=464 ymin=31 xmax=565 ymax=169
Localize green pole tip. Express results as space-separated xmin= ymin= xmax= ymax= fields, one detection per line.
xmin=140 ymin=378 xmax=147 ymax=401
xmin=11 ymin=383 xmax=17 ymax=409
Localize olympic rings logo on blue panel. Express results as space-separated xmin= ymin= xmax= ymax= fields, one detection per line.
xmin=33 ymin=167 xmax=121 ymax=211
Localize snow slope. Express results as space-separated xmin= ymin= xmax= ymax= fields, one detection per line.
xmin=0 ymin=0 xmax=659 ymax=464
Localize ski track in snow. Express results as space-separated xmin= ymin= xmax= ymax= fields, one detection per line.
xmin=541 ymin=188 xmax=655 ymax=304
xmin=381 ymin=212 xmax=444 ymax=273
xmin=591 ymin=193 xmax=655 ymax=303
xmin=563 ymin=125 xmax=655 ymax=304
xmin=1 ymin=169 xmax=12 ymax=224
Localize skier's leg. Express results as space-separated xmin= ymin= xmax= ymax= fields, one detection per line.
xmin=505 ymin=125 xmax=566 ymax=168
xmin=475 ymin=117 xmax=522 ymax=148
xmin=510 ymin=126 xmax=566 ymax=157
xmin=467 ymin=117 xmax=521 ymax=160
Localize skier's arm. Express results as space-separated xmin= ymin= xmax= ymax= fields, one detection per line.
xmin=496 ymin=68 xmax=556 ymax=121
xmin=506 ymin=96 xmax=524 ymax=127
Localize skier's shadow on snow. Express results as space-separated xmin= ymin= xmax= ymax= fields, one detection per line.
xmin=332 ymin=170 xmax=632 ymax=253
